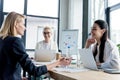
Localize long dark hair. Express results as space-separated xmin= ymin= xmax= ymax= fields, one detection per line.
xmin=93 ymin=20 xmax=108 ymax=63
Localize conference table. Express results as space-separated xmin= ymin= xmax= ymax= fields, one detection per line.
xmin=33 ymin=61 xmax=120 ymax=80
xmin=49 ymin=69 xmax=120 ymax=80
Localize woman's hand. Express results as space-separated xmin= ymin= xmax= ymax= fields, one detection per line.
xmin=22 ymin=77 xmax=28 ymax=80
xmin=58 ymin=57 xmax=72 ymax=66
xmin=85 ymin=38 xmax=96 ymax=48
xmin=96 ymin=62 xmax=101 ymax=66
xmin=46 ymin=57 xmax=72 ymax=71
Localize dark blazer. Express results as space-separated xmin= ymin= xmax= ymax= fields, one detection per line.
xmin=0 ymin=36 xmax=47 ymax=80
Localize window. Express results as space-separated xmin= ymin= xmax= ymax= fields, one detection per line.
xmin=108 ymin=0 xmax=120 ymax=7
xmin=110 ymin=9 xmax=120 ymax=45
xmin=3 ymin=0 xmax=24 ymax=13
xmin=2 ymin=0 xmax=59 ymax=50
xmin=106 ymin=0 xmax=120 ymax=45
xmin=27 ymin=0 xmax=59 ymax=17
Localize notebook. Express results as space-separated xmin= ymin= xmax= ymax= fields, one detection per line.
xmin=103 ymin=69 xmax=120 ymax=74
xmin=79 ymin=48 xmax=99 ymax=70
xmin=35 ymin=49 xmax=56 ymax=62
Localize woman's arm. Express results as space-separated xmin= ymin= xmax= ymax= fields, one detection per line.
xmin=12 ymin=38 xmax=71 ymax=76
xmin=12 ymin=38 xmax=48 ymax=76
xmin=85 ymin=38 xmax=96 ymax=48
xmin=46 ymin=57 xmax=71 ymax=71
xmin=101 ymin=42 xmax=120 ymax=69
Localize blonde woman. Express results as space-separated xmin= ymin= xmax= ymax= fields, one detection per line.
xmin=0 ymin=12 xmax=71 ymax=80
xmin=35 ymin=26 xmax=58 ymax=52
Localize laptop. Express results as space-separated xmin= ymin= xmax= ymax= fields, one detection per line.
xmin=103 ymin=69 xmax=120 ymax=74
xmin=79 ymin=48 xmax=99 ymax=70
xmin=35 ymin=49 xmax=56 ymax=62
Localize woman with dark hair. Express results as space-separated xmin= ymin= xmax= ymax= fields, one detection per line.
xmin=85 ymin=19 xmax=120 ymax=69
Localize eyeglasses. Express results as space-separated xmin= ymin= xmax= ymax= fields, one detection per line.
xmin=43 ymin=32 xmax=51 ymax=34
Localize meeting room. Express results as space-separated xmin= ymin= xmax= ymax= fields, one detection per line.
xmin=0 ymin=0 xmax=120 ymax=80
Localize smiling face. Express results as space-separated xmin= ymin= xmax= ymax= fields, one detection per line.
xmin=43 ymin=28 xmax=52 ymax=42
xmin=91 ymin=23 xmax=105 ymax=41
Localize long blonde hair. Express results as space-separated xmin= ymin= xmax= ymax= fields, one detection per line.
xmin=0 ymin=12 xmax=25 ymax=39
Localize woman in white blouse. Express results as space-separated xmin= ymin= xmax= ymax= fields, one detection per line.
xmin=85 ymin=20 xmax=120 ymax=69
xmin=35 ymin=26 xmax=58 ymax=52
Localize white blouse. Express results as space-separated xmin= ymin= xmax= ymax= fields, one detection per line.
xmin=90 ymin=39 xmax=120 ymax=69
xmin=35 ymin=40 xmax=58 ymax=52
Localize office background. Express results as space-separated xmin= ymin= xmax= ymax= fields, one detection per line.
xmin=0 ymin=0 xmax=120 ymax=55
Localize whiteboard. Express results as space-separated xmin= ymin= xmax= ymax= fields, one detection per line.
xmin=59 ymin=29 xmax=79 ymax=55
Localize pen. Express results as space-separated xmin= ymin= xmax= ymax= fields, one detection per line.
xmin=65 ymin=58 xmax=75 ymax=60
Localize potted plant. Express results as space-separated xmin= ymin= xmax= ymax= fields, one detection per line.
xmin=117 ymin=44 xmax=120 ymax=53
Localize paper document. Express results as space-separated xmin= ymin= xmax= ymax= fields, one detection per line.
xmin=33 ymin=61 xmax=52 ymax=66
xmin=53 ymin=67 xmax=89 ymax=73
